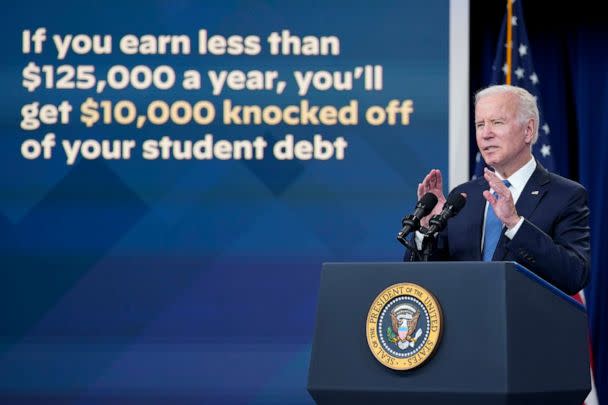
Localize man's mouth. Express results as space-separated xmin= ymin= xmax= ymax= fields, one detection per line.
xmin=483 ymin=146 xmax=499 ymax=151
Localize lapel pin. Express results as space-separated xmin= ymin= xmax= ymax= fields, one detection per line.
xmin=531 ymin=191 xmax=539 ymax=195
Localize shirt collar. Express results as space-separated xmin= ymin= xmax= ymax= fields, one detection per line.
xmin=493 ymin=157 xmax=536 ymax=191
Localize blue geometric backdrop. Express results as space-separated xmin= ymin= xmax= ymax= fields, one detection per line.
xmin=0 ymin=1 xmax=449 ymax=403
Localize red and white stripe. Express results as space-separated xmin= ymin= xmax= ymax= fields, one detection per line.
xmin=572 ymin=291 xmax=599 ymax=405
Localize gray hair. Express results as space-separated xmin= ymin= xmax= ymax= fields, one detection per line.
xmin=474 ymin=85 xmax=540 ymax=144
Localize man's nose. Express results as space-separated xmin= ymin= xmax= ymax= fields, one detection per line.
xmin=480 ymin=125 xmax=494 ymax=139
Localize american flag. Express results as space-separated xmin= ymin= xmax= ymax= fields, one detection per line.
xmin=572 ymin=291 xmax=600 ymax=405
xmin=473 ymin=0 xmax=555 ymax=178
xmin=475 ymin=2 xmax=599 ymax=404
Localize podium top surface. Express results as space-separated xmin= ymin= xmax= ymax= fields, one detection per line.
xmin=322 ymin=261 xmax=585 ymax=312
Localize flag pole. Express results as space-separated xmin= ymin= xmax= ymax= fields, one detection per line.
xmin=506 ymin=0 xmax=513 ymax=84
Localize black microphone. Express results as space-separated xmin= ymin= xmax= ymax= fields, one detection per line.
xmin=424 ymin=191 xmax=467 ymax=235
xmin=397 ymin=192 xmax=438 ymax=244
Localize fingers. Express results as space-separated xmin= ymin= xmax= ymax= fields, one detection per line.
xmin=483 ymin=168 xmax=510 ymax=200
xmin=418 ymin=171 xmax=432 ymax=198
xmin=484 ymin=186 xmax=520 ymax=227
xmin=421 ymin=169 xmax=442 ymax=190
xmin=434 ymin=169 xmax=444 ymax=188
xmin=482 ymin=189 xmax=496 ymax=206
xmin=421 ymin=172 xmax=432 ymax=191
xmin=483 ymin=167 xmax=499 ymax=185
xmin=418 ymin=169 xmax=446 ymax=209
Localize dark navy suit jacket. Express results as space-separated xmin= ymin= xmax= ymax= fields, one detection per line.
xmin=408 ymin=163 xmax=590 ymax=295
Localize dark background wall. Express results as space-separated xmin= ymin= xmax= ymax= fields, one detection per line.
xmin=470 ymin=0 xmax=606 ymax=180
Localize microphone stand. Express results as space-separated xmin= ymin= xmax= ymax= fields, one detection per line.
xmin=397 ymin=231 xmax=422 ymax=262
xmin=420 ymin=227 xmax=436 ymax=262
xmin=397 ymin=215 xmax=420 ymax=262
xmin=397 ymin=214 xmax=423 ymax=261
xmin=396 ymin=214 xmax=419 ymax=242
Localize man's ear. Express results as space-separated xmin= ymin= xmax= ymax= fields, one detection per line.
xmin=524 ymin=118 xmax=535 ymax=144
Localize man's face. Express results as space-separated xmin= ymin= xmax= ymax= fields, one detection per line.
xmin=475 ymin=92 xmax=534 ymax=176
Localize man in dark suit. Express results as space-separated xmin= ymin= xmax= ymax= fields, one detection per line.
xmin=409 ymin=84 xmax=590 ymax=295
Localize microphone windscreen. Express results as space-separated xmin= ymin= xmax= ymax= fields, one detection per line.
xmin=419 ymin=192 xmax=438 ymax=216
xmin=446 ymin=190 xmax=466 ymax=213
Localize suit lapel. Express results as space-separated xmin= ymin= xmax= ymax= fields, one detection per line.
xmin=493 ymin=163 xmax=550 ymax=261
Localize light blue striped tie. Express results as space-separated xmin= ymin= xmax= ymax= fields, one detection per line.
xmin=482 ymin=180 xmax=511 ymax=261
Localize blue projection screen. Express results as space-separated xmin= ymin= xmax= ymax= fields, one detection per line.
xmin=0 ymin=1 xmax=467 ymax=403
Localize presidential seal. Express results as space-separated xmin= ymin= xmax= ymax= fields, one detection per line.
xmin=366 ymin=283 xmax=442 ymax=370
